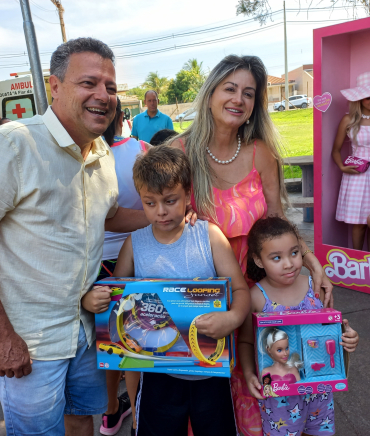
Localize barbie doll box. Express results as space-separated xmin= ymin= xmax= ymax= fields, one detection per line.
xmin=253 ymin=309 xmax=349 ymax=397
xmin=94 ymin=277 xmax=235 ymax=377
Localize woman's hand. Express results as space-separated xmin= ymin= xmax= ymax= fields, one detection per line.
xmin=340 ymin=319 xmax=359 ymax=353
xmin=303 ymin=252 xmax=333 ymax=308
xmin=340 ymin=165 xmax=360 ymax=175
xmin=244 ymin=372 xmax=264 ymax=400
xmin=185 ymin=204 xmax=197 ymax=226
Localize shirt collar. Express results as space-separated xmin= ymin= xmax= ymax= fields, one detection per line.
xmin=42 ymin=106 xmax=75 ymax=148
xmin=42 ymin=106 xmax=109 ymax=158
xmin=144 ymin=109 xmax=160 ymax=118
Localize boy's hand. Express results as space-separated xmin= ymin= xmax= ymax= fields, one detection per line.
xmin=340 ymin=319 xmax=359 ymax=353
xmin=81 ymin=286 xmax=112 ymax=314
xmin=245 ymin=373 xmax=264 ymax=400
xmin=195 ymin=312 xmax=235 ymax=339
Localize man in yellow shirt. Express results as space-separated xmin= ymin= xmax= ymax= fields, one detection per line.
xmin=0 ymin=37 xmax=147 ymax=436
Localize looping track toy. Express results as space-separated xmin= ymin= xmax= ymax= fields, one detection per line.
xmin=95 ymin=277 xmax=235 ymax=378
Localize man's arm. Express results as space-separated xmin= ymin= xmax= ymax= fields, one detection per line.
xmin=105 ymin=207 xmax=149 ymax=233
xmin=0 ymin=301 xmax=32 ymax=378
xmin=167 ymin=116 xmax=174 ymax=130
xmin=131 ymin=118 xmax=138 ymax=140
xmin=0 ymin=133 xmax=32 ymax=378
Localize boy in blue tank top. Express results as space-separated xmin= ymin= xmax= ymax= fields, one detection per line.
xmin=83 ymin=146 xmax=250 ymax=436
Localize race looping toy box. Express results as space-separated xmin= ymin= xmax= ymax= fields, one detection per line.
xmin=253 ymin=309 xmax=349 ymax=398
xmin=95 ymin=277 xmax=235 ymax=377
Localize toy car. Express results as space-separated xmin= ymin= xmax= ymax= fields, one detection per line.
xmin=99 ymin=343 xmax=125 ymax=358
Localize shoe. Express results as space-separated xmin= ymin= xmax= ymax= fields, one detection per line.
xmin=100 ymin=391 xmax=132 ymax=435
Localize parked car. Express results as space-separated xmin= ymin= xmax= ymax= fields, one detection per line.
xmin=273 ymin=95 xmax=312 ymax=111
xmin=175 ymin=109 xmax=197 ymax=122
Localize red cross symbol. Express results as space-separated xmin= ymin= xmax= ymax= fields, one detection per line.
xmin=12 ymin=103 xmax=26 ymax=118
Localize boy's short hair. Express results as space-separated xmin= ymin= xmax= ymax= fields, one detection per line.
xmin=133 ymin=146 xmax=191 ymax=194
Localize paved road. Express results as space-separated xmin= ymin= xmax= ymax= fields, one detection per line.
xmin=1 ymin=206 xmax=369 ymax=435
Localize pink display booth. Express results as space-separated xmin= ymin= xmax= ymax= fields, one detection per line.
xmin=314 ymin=18 xmax=370 ymax=294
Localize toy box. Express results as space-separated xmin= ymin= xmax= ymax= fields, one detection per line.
xmin=313 ymin=17 xmax=370 ymax=293
xmin=95 ymin=277 xmax=235 ymax=378
xmin=253 ymin=309 xmax=349 ymax=398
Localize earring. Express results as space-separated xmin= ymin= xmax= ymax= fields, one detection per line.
xmin=246 ymin=119 xmax=250 ymax=124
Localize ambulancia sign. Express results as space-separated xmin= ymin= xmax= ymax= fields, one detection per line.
xmin=0 ymin=75 xmax=36 ymax=120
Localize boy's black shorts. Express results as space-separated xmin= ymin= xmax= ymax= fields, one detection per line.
xmin=136 ymin=372 xmax=238 ymax=436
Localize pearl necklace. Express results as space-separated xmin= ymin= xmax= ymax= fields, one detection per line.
xmin=206 ymin=136 xmax=241 ymax=164
xmin=362 ymin=114 xmax=370 ymax=119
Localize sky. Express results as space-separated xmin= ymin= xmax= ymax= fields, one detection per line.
xmin=0 ymin=0 xmax=369 ymax=88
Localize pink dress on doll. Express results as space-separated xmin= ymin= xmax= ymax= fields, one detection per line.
xmin=336 ymin=126 xmax=370 ymax=224
xmin=181 ymin=140 xmax=266 ymax=436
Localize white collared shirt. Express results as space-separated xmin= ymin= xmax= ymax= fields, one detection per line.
xmin=0 ymin=107 xmax=118 ymax=360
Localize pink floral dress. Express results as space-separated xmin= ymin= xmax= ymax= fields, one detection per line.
xmin=183 ymin=140 xmax=267 ymax=436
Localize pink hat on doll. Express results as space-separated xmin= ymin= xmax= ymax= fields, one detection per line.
xmin=340 ymin=72 xmax=370 ymax=101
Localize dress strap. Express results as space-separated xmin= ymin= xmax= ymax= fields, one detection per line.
xmin=110 ymin=137 xmax=131 ymax=148
xmin=179 ymin=138 xmax=186 ymax=153
xmin=252 ymin=140 xmax=257 ymax=168
xmin=255 ymin=282 xmax=269 ymax=301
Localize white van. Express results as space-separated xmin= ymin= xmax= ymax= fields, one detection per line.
xmin=0 ymin=73 xmax=51 ymax=121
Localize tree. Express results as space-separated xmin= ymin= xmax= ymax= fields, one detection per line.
xmin=126 ymin=86 xmax=147 ymax=101
xmin=183 ymin=58 xmax=204 ymax=75
xmin=236 ymin=0 xmax=370 ymax=24
xmin=142 ymin=71 xmax=169 ymax=100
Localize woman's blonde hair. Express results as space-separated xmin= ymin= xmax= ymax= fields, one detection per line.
xmin=347 ymin=100 xmax=362 ymax=148
xmin=170 ymin=55 xmax=288 ymax=220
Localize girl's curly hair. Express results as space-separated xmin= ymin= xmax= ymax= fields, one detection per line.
xmin=247 ymin=216 xmax=301 ymax=282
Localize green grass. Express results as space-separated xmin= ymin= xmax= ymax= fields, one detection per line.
xmin=173 ymin=121 xmax=192 ymax=133
xmin=173 ymin=109 xmax=313 ymax=179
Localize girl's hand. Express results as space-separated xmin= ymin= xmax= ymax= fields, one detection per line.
xmin=340 ymin=319 xmax=359 ymax=353
xmin=195 ymin=312 xmax=234 ymax=339
xmin=245 ymin=373 xmax=264 ymax=400
xmin=81 ymin=286 xmax=112 ymax=314
xmin=341 ymin=165 xmax=360 ymax=175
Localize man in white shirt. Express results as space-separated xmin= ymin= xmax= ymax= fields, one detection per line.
xmin=0 ymin=37 xmax=147 ymax=436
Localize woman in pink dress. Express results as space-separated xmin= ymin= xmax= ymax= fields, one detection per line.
xmin=332 ymin=72 xmax=370 ymax=250
xmin=171 ymin=55 xmax=333 ymax=436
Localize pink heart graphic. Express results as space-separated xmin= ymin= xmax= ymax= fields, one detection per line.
xmin=313 ymin=92 xmax=332 ymax=112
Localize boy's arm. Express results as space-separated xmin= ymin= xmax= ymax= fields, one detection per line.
xmin=113 ymin=235 xmax=135 ymax=277
xmin=238 ymin=286 xmax=264 ymax=400
xmin=195 ymin=223 xmax=250 ymax=338
xmin=82 ymin=236 xmax=135 ymax=314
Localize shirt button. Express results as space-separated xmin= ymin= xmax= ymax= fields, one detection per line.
xmin=73 ymin=146 xmax=77 ymax=151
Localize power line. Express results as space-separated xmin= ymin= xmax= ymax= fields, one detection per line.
xmin=0 ymin=4 xmax=360 ymax=59
xmin=114 ymin=18 xmax=348 ymax=59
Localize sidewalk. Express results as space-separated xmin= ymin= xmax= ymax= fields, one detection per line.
xmin=1 ymin=205 xmax=369 ymax=435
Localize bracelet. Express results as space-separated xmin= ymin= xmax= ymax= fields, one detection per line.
xmin=302 ymin=249 xmax=313 ymax=258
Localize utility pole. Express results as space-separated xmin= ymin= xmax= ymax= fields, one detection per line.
xmin=51 ymin=0 xmax=67 ymax=43
xmin=283 ymin=1 xmax=289 ymax=111
xmin=19 ymin=0 xmax=48 ymax=115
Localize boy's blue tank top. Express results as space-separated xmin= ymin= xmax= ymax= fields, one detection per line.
xmin=131 ymin=220 xmax=216 ymax=279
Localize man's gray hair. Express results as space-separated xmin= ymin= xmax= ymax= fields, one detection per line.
xmin=50 ymin=37 xmax=115 ymax=82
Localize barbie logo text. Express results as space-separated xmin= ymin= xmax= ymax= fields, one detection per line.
xmin=343 ymin=156 xmax=370 ymax=172
xmin=272 ymin=383 xmax=289 ymax=392
xmin=324 ymin=250 xmax=370 ymax=287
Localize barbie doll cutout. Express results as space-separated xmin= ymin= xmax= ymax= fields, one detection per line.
xmin=260 ymin=327 xmax=303 ymax=387
xmin=332 ymin=72 xmax=370 ymax=250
